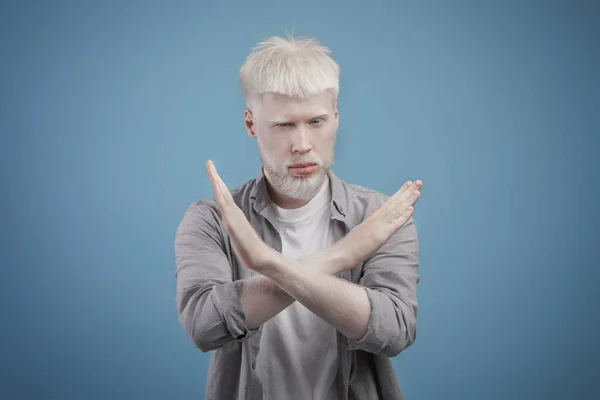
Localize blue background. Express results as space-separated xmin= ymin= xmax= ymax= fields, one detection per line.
xmin=2 ymin=0 xmax=599 ymax=399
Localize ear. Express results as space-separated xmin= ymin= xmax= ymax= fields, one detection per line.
xmin=244 ymin=109 xmax=257 ymax=138
xmin=334 ymin=104 xmax=339 ymax=130
xmin=330 ymin=94 xmax=339 ymax=128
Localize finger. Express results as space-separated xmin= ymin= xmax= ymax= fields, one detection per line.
xmin=390 ymin=179 xmax=423 ymax=201
xmin=391 ymin=181 xmax=412 ymax=199
xmin=392 ymin=206 xmax=415 ymax=230
xmin=212 ymin=163 xmax=230 ymax=203
xmin=206 ymin=160 xmax=224 ymax=208
xmin=206 ymin=160 xmax=229 ymax=209
xmin=395 ymin=180 xmax=423 ymax=205
xmin=402 ymin=189 xmax=420 ymax=211
xmin=208 ymin=160 xmax=235 ymax=207
xmin=386 ymin=181 xmax=419 ymax=210
xmin=380 ymin=181 xmax=422 ymax=223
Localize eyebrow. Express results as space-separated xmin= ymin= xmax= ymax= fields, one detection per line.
xmin=269 ymin=114 xmax=329 ymax=125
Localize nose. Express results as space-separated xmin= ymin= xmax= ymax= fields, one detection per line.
xmin=291 ymin=126 xmax=312 ymax=154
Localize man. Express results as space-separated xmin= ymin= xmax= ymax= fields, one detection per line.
xmin=174 ymin=34 xmax=423 ymax=400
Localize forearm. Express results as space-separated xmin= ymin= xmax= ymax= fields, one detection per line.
xmin=241 ymin=245 xmax=349 ymax=329
xmin=257 ymin=259 xmax=371 ymax=340
xmin=242 ymin=225 xmax=373 ymax=331
xmin=241 ymin=275 xmax=295 ymax=329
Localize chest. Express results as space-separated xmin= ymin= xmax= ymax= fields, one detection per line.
xmin=275 ymin=215 xmax=335 ymax=260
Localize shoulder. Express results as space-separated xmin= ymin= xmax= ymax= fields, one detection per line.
xmin=177 ymin=177 xmax=257 ymax=233
xmin=345 ymin=181 xmax=390 ymax=206
xmin=335 ymin=176 xmax=390 ymax=225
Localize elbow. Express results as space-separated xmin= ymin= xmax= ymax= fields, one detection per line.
xmin=180 ymin=305 xmax=235 ymax=353
xmin=348 ymin=314 xmax=417 ymax=358
xmin=176 ymin=299 xmax=226 ymax=353
xmin=191 ymin=322 xmax=254 ymax=353
xmin=176 ymin=282 xmax=255 ymax=353
xmin=192 ymin=330 xmax=220 ymax=353
xmin=180 ymin=313 xmax=226 ymax=353
xmin=348 ymin=288 xmax=418 ymax=357
xmin=383 ymin=321 xmax=416 ymax=358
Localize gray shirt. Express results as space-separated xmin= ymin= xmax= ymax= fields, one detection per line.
xmin=174 ymin=168 xmax=420 ymax=400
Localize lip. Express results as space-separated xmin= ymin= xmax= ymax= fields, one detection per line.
xmin=289 ymin=163 xmax=318 ymax=176
xmin=289 ymin=163 xmax=317 ymax=168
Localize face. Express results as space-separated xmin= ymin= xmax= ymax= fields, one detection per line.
xmin=244 ymin=90 xmax=339 ymax=205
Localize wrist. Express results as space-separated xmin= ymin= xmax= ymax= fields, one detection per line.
xmin=336 ymin=224 xmax=373 ymax=268
xmin=302 ymin=243 xmax=353 ymax=274
xmin=248 ymin=242 xmax=284 ymax=275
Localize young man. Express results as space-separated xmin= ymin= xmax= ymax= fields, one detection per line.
xmin=175 ymin=35 xmax=423 ymax=400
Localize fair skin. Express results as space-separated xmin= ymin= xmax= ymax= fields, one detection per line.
xmin=206 ymin=160 xmax=422 ymax=340
xmin=205 ymin=90 xmax=423 ymax=340
xmin=244 ymin=91 xmax=339 ymax=209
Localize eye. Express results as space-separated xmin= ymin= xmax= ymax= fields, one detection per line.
xmin=310 ymin=119 xmax=323 ymax=125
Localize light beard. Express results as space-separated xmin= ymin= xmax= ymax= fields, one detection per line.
xmin=263 ymin=162 xmax=329 ymax=201
xmin=256 ymin=134 xmax=335 ymax=201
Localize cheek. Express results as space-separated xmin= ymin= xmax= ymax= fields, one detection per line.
xmin=260 ymin=139 xmax=287 ymax=164
xmin=317 ymin=130 xmax=337 ymax=150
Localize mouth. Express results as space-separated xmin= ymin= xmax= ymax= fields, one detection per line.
xmin=289 ymin=163 xmax=318 ymax=176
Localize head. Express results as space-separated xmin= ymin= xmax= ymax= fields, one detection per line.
xmin=239 ymin=34 xmax=340 ymax=208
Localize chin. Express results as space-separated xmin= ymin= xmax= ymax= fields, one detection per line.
xmin=264 ymin=161 xmax=329 ymax=200
xmin=280 ymin=171 xmax=326 ymax=200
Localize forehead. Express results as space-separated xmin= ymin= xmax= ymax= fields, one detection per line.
xmin=260 ymin=91 xmax=334 ymax=120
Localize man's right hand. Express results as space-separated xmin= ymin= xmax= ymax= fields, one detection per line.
xmin=336 ymin=179 xmax=423 ymax=269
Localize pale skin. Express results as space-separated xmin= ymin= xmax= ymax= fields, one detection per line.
xmin=245 ymin=92 xmax=339 ymax=209
xmin=206 ymin=160 xmax=423 ymax=340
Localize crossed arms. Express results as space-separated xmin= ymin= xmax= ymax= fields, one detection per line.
xmin=174 ymin=161 xmax=422 ymax=357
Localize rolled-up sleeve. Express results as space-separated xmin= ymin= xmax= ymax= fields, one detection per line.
xmin=347 ymin=215 xmax=420 ymax=357
xmin=174 ymin=202 xmax=258 ymax=352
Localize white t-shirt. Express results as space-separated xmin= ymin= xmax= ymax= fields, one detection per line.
xmin=255 ymin=177 xmax=341 ymax=400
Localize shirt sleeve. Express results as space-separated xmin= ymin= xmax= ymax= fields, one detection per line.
xmin=174 ymin=202 xmax=258 ymax=352
xmin=346 ymin=215 xmax=420 ymax=357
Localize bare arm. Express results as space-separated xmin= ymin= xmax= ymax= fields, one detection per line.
xmin=244 ymin=209 xmax=421 ymax=347
xmin=239 ymin=206 xmax=395 ymax=332
xmin=241 ymin=276 xmax=294 ymax=329
xmin=241 ymin=239 xmax=352 ymax=329
xmin=254 ymin=257 xmax=371 ymax=339
xmin=206 ymin=160 xmax=422 ymax=342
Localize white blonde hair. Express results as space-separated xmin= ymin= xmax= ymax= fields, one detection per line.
xmin=239 ymin=34 xmax=340 ymax=115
